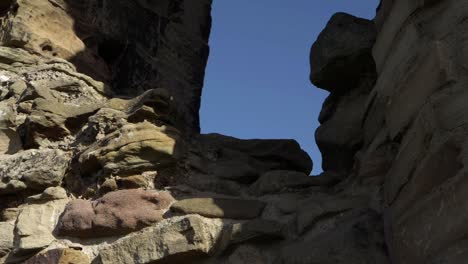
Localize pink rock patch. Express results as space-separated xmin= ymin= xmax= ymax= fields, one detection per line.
xmin=58 ymin=189 xmax=173 ymax=237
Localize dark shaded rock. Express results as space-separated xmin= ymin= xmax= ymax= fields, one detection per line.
xmin=296 ymin=196 xmax=367 ymax=234
xmin=249 ymin=170 xmax=333 ymax=196
xmin=196 ymin=133 xmax=313 ymax=175
xmin=171 ymin=198 xmax=266 ymax=219
xmin=185 ymin=173 xmax=242 ymax=196
xmin=99 ymin=179 xmax=118 ymax=195
xmin=58 ymin=189 xmax=174 ymax=237
xmin=229 ymin=219 xmax=285 ymax=245
xmin=310 ymin=12 xmax=377 ymax=93
xmin=315 ymin=89 xmax=369 ymax=173
xmin=277 ymin=210 xmax=388 ymax=264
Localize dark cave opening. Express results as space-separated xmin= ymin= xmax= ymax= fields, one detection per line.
xmin=98 ymin=39 xmax=125 ymax=64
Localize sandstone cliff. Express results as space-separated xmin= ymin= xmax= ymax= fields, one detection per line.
xmin=0 ymin=0 xmax=465 ymax=263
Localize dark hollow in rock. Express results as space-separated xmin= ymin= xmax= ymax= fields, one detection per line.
xmin=98 ymin=38 xmax=125 ymax=64
xmin=0 ymin=0 xmax=13 ymax=14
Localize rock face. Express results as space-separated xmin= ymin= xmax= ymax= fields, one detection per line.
xmin=0 ymin=0 xmax=464 ymax=263
xmin=371 ymin=1 xmax=468 ymax=263
xmin=311 ymin=13 xmax=377 ymax=173
xmin=0 ymin=0 xmax=212 ymax=135
xmin=310 ymin=1 xmax=468 ymax=264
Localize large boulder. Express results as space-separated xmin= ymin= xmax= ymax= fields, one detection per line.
xmin=98 ymin=215 xmax=224 ymax=264
xmin=310 ymin=12 xmax=376 ymax=93
xmin=0 ymin=149 xmax=70 ymax=195
xmin=229 ymin=219 xmax=285 ymax=245
xmin=57 ymin=189 xmax=174 ymax=237
xmin=192 ymin=133 xmax=313 ymax=177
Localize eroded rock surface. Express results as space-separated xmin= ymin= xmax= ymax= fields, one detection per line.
xmin=58 ymin=189 xmax=174 ymax=237
xmin=0 ymin=149 xmax=69 ymax=195
xmin=0 ymin=0 xmax=464 ymax=263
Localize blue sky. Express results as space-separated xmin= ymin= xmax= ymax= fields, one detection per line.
xmin=200 ymin=0 xmax=379 ymax=175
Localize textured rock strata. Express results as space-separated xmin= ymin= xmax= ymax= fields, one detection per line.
xmin=0 ymin=0 xmax=464 ymax=263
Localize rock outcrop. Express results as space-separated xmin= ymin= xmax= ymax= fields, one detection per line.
xmin=310 ymin=1 xmax=468 ymax=264
xmin=0 ymin=0 xmax=464 ymax=263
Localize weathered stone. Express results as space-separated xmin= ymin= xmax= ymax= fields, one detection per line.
xmin=0 ymin=47 xmax=39 ymax=65
xmin=0 ymin=222 xmax=14 ymax=257
xmin=229 ymin=219 xmax=284 ymax=245
xmin=1 ymin=208 xmax=19 ymax=222
xmin=23 ymin=248 xmax=90 ymax=264
xmin=99 ymin=178 xmax=118 ymax=195
xmin=99 ymin=215 xmax=224 ymax=264
xmin=0 ymin=0 xmax=212 ymax=134
xmin=58 ymin=189 xmax=174 ymax=237
xmin=16 ymin=199 xmax=69 ymax=252
xmin=224 ymin=245 xmax=269 ymax=264
xmin=277 ymin=210 xmax=388 ymax=264
xmin=315 ymin=89 xmax=368 ymax=172
xmin=171 ymin=198 xmax=266 ymax=219
xmin=0 ymin=149 xmax=69 ymax=195
xmin=185 ymin=173 xmax=242 ymax=196
xmin=26 ymin=187 xmax=68 ymax=202
xmin=116 ymin=175 xmax=148 ymax=189
xmin=79 ymin=122 xmax=182 ymax=176
xmin=0 ymin=129 xmax=22 ymax=154
xmin=296 ymin=196 xmax=367 ymax=234
xmin=196 ymin=133 xmax=313 ymax=175
xmin=310 ymin=12 xmax=376 ymax=93
xmin=18 ymin=77 xmax=106 ymax=148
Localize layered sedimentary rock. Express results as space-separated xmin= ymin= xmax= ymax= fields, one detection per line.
xmin=0 ymin=0 xmax=464 ymax=263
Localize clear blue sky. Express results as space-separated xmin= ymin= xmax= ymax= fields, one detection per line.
xmin=200 ymin=0 xmax=379 ymax=175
